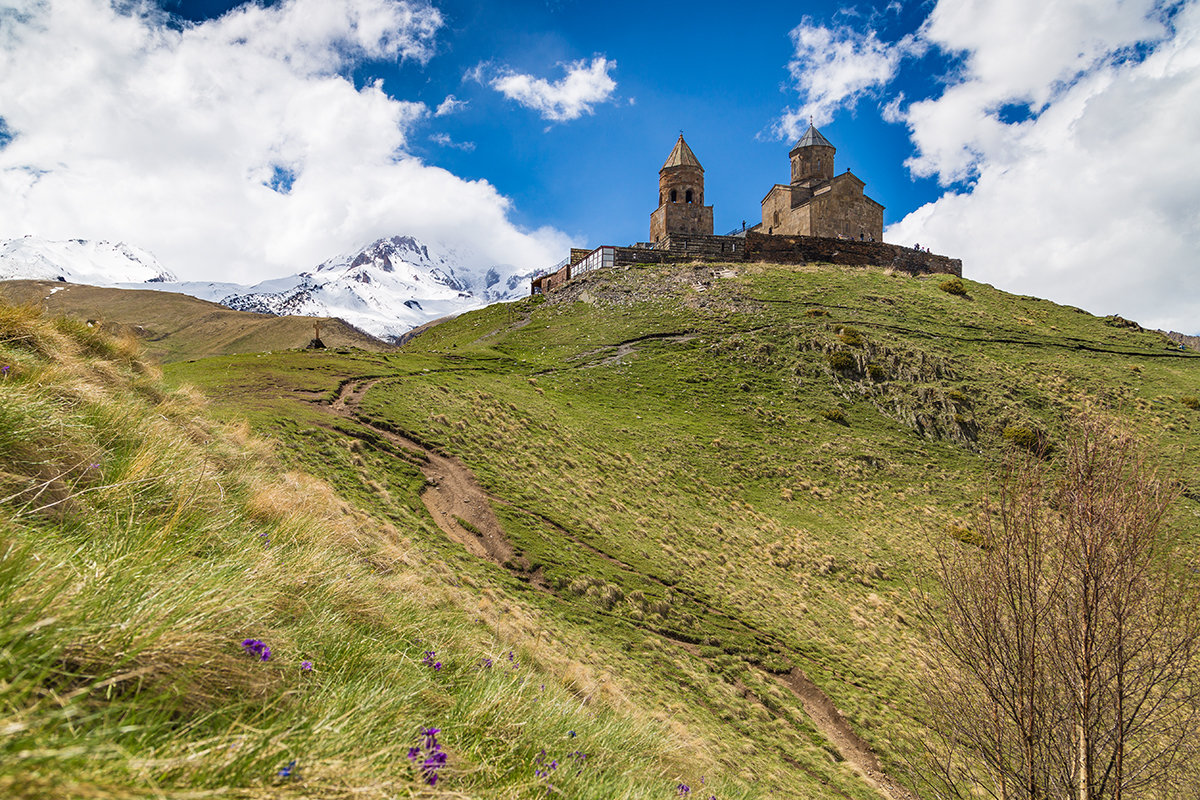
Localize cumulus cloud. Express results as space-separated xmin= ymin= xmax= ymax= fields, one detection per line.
xmin=483 ymin=57 xmax=617 ymax=122
xmin=0 ymin=0 xmax=571 ymax=282
xmin=888 ymin=0 xmax=1200 ymax=331
xmin=905 ymin=0 xmax=1172 ymax=182
xmin=775 ymin=21 xmax=918 ymax=138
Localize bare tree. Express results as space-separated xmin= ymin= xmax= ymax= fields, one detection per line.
xmin=917 ymin=418 xmax=1200 ymax=800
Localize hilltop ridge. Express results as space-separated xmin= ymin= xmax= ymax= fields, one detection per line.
xmin=164 ymin=258 xmax=1200 ymax=798
xmin=5 ymin=257 xmax=1199 ymax=799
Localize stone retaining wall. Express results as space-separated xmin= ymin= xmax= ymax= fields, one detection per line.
xmin=742 ymin=232 xmax=961 ymax=276
xmin=532 ymin=232 xmax=961 ymax=294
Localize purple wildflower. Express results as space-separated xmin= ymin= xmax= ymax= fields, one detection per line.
xmin=241 ymin=639 xmax=271 ymax=662
xmin=1 ymin=365 xmax=9 ymax=377
xmin=411 ymin=727 xmax=446 ymax=786
xmin=278 ymin=759 xmax=296 ymax=779
xmin=677 ymin=784 xmax=691 ymax=795
xmin=300 ymin=660 xmax=313 ymax=671
xmin=480 ymin=657 xmax=493 ymax=669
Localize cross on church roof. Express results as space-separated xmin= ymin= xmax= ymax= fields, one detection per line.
xmin=794 ymin=123 xmax=834 ymax=149
xmin=661 ymin=134 xmax=703 ymax=170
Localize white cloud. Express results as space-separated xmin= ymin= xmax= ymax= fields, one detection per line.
xmin=434 ymin=94 xmax=467 ymax=116
xmin=430 ymin=132 xmax=475 ymax=151
xmin=887 ymin=0 xmax=1200 ymax=332
xmin=906 ymin=0 xmax=1171 ymax=182
xmin=775 ymin=21 xmax=918 ymax=138
xmin=0 ymin=0 xmax=571 ymax=282
xmin=483 ymin=57 xmax=617 ymax=122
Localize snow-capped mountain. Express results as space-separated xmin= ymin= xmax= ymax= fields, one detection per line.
xmin=0 ymin=237 xmax=176 ymax=284
xmin=168 ymin=236 xmax=535 ymax=341
xmin=0 ymin=234 xmax=538 ymax=343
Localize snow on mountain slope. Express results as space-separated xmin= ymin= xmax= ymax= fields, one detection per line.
xmin=0 ymin=237 xmax=176 ymax=284
xmin=189 ymin=235 xmax=537 ymax=342
xmin=1 ymin=234 xmax=540 ymax=342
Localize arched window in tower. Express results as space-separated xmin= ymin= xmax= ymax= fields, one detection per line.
xmin=670 ymin=189 xmax=677 ymax=203
xmin=685 ymin=189 xmax=693 ymax=204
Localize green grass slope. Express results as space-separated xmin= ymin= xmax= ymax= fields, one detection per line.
xmin=166 ymin=260 xmax=1200 ymax=798
xmin=8 ymin=259 xmax=1200 ymax=799
xmin=0 ymin=280 xmax=389 ymax=362
xmin=0 ymin=303 xmax=750 ymax=799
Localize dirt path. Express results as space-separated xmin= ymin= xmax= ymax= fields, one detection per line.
xmin=320 ymin=376 xmax=913 ymax=800
xmin=782 ymin=669 xmax=916 ymax=800
xmin=328 ymin=379 xmax=515 ymax=566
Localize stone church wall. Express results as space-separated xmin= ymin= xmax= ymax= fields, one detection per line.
xmin=743 ymin=233 xmax=961 ymax=276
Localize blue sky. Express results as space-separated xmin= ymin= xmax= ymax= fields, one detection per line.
xmin=1 ymin=0 xmax=1198 ymax=331
xmin=369 ymin=0 xmax=946 ymax=243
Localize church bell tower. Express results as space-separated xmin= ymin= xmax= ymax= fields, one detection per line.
xmin=649 ymin=134 xmax=714 ymax=244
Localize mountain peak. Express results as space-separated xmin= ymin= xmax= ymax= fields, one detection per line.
xmin=0 ymin=236 xmax=177 ymax=284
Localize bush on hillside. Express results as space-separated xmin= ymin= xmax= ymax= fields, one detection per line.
xmin=837 ymin=326 xmax=865 ymax=347
xmin=1182 ymin=395 xmax=1200 ymax=410
xmin=939 ymin=277 xmax=967 ymax=296
xmin=1002 ymin=425 xmax=1053 ymax=456
xmin=822 ymin=407 xmax=849 ymax=425
xmin=827 ymin=351 xmax=856 ymax=372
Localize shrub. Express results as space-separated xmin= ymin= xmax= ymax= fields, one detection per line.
xmin=1002 ymin=425 xmax=1052 ymax=455
xmin=822 ymin=408 xmax=848 ymax=425
xmin=866 ymin=362 xmax=886 ymax=381
xmin=827 ymin=351 xmax=855 ymax=372
xmin=939 ymin=277 xmax=967 ymax=296
xmin=947 ymin=523 xmax=987 ymax=549
xmin=1181 ymin=396 xmax=1200 ymax=410
xmin=837 ymin=327 xmax=865 ymax=347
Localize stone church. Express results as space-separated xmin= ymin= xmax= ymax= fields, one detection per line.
xmin=648 ymin=124 xmax=884 ymax=244
xmin=759 ymin=124 xmax=883 ymax=241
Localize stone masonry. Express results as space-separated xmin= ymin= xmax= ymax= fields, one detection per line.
xmin=649 ymin=135 xmax=714 ymax=243
xmin=757 ymin=124 xmax=884 ymax=241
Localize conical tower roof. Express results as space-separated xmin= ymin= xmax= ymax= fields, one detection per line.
xmin=661 ymin=134 xmax=703 ymax=170
xmin=793 ymin=124 xmax=834 ymax=149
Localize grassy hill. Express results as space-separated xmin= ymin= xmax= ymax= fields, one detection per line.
xmin=0 ymin=279 xmax=390 ymax=362
xmin=5 ymin=259 xmax=1200 ymax=798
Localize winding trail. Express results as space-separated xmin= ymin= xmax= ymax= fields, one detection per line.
xmin=319 ymin=374 xmax=914 ymax=800
xmin=329 ymin=379 xmax=515 ymax=567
